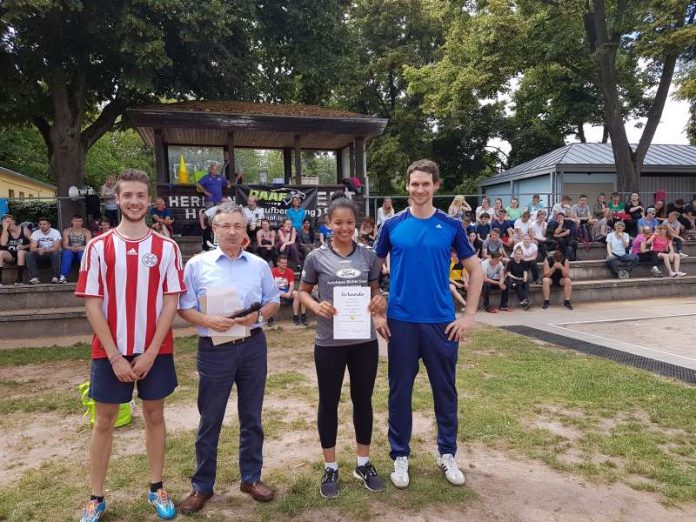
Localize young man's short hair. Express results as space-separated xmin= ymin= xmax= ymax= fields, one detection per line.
xmin=115 ymin=168 xmax=150 ymax=194
xmin=490 ymin=252 xmax=501 ymax=259
xmin=480 ymin=212 xmax=490 ymax=220
xmin=406 ymin=159 xmax=439 ymax=184
xmin=277 ymin=254 xmax=288 ymax=262
xmin=37 ymin=216 xmax=50 ymax=224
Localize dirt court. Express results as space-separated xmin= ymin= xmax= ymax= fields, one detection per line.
xmin=559 ymin=315 xmax=696 ymax=359
xmin=2 ymin=325 xmax=696 ymax=522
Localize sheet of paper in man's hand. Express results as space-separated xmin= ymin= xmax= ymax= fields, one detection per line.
xmin=205 ymin=287 xmax=248 ymax=345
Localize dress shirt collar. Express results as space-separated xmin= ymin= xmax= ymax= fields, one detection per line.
xmin=214 ymin=247 xmax=249 ymax=263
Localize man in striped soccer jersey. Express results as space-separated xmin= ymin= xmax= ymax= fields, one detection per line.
xmin=75 ymin=169 xmax=185 ymax=522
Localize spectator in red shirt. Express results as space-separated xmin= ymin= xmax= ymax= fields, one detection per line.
xmin=271 ymin=254 xmax=307 ymax=326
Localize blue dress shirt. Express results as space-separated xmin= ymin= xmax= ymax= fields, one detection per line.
xmin=179 ymin=248 xmax=280 ymax=336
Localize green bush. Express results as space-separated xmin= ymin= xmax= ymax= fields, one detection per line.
xmin=8 ymin=199 xmax=58 ymax=226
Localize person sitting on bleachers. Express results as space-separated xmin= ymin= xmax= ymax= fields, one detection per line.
xmin=515 ymin=233 xmax=540 ymax=284
xmin=624 ymin=192 xmax=645 ymax=235
xmin=653 ymin=200 xmax=667 ymax=223
xmin=605 ymin=221 xmax=639 ymax=279
xmin=505 ymin=246 xmax=531 ymax=310
xmin=506 ymin=197 xmax=523 ymax=221
xmin=593 ymin=192 xmax=608 ymax=215
xmin=149 ymin=197 xmax=174 ymax=238
xmin=96 ymin=216 xmax=112 ymax=237
xmin=277 ymin=217 xmax=302 ymax=269
xmin=482 ymin=228 xmax=508 ymax=261
xmin=512 ymin=210 xmax=533 ymax=244
xmin=550 ymin=213 xmax=578 ymax=261
xmin=665 ymin=211 xmax=688 ymax=257
xmin=269 ymin=254 xmax=307 ymax=326
xmin=608 ymin=192 xmax=627 ymax=218
xmin=527 ymin=194 xmax=545 ymax=219
xmin=646 ymin=224 xmax=686 ymax=277
xmin=637 ymin=207 xmax=660 ymax=232
xmin=481 ymin=252 xmax=509 ymax=313
xmin=298 ymin=217 xmax=316 ymax=261
xmin=667 ymin=198 xmax=693 ymax=232
xmin=632 ymin=226 xmax=662 ymax=277
xmin=541 ymin=250 xmax=573 ymax=310
xmin=27 ymin=217 xmax=62 ymax=284
xmin=550 ymin=195 xmax=573 ymax=222
xmin=468 ymin=231 xmax=482 ymax=258
xmin=255 ymin=218 xmax=277 ymax=265
xmin=0 ymin=213 xmax=31 ymax=286
xmin=59 ymin=215 xmax=92 ymax=283
xmin=490 ymin=209 xmax=514 ymax=246
xmin=462 ymin=214 xmax=475 ymax=235
xmin=475 ymin=197 xmax=493 ymax=222
xmin=449 ymin=249 xmax=468 ymax=311
xmin=475 ymin=212 xmax=492 ymax=242
xmin=592 ymin=207 xmax=612 ymax=242
xmin=530 ymin=210 xmax=555 ymax=259
xmin=571 ymin=195 xmax=595 ymax=242
xmin=358 ymin=216 xmax=376 ymax=246
xmin=319 ymin=215 xmax=333 ymax=246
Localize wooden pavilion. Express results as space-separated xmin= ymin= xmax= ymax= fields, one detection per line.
xmin=128 ymin=101 xmax=387 ymax=234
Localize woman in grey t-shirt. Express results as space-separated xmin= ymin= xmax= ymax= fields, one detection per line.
xmin=299 ymin=198 xmax=387 ymax=498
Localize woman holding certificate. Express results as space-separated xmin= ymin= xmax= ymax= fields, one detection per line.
xmin=299 ymin=198 xmax=388 ymax=499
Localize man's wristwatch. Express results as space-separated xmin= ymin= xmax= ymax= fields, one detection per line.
xmin=257 ymin=310 xmax=264 ymax=324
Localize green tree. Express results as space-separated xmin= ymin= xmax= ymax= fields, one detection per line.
xmin=407 ymin=0 xmax=695 ymax=191
xmin=0 ymin=0 xmax=254 ymax=222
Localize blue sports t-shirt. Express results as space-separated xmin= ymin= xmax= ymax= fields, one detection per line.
xmin=374 ymin=209 xmax=475 ymax=323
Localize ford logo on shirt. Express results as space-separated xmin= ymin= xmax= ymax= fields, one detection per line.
xmin=335 ymin=268 xmax=361 ymax=278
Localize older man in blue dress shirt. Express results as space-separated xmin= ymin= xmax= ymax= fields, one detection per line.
xmin=178 ymin=203 xmax=280 ymax=514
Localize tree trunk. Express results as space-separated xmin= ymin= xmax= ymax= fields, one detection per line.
xmin=577 ymin=123 xmax=586 ymax=143
xmin=587 ymin=0 xmax=640 ymax=194
xmin=49 ymin=74 xmax=88 ymax=230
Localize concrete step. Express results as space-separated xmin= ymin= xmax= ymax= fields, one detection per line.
xmin=0 ymin=283 xmax=81 ymax=312
xmin=483 ymin=275 xmax=696 ymax=307
xmin=547 ymin=258 xmax=695 ymax=281
xmin=0 ymin=302 xmax=307 ymax=340
xmin=573 ymin=240 xmax=696 ymax=261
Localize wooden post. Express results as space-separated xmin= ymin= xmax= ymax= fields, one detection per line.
xmin=355 ymin=136 xmax=366 ymax=184
xmin=294 ymin=134 xmax=302 ymax=185
xmin=283 ymin=148 xmax=293 ymax=184
xmin=336 ymin=148 xmax=343 ymax=184
xmin=154 ymin=129 xmax=168 ymax=183
xmin=226 ymin=131 xmax=235 ymax=184
xmin=348 ymin=141 xmax=356 ymax=179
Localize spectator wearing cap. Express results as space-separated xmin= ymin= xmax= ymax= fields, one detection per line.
xmin=637 ymin=208 xmax=660 ymax=232
xmin=605 ymin=221 xmax=639 ymax=279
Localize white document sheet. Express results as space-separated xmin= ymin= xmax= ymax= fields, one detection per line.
xmin=333 ymin=285 xmax=371 ymax=340
xmin=204 ymin=287 xmax=249 ymax=345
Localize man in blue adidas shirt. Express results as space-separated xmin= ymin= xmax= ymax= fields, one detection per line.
xmin=374 ymin=159 xmax=483 ymax=489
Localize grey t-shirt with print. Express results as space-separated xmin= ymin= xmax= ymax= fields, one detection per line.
xmin=301 ymin=242 xmax=380 ymax=347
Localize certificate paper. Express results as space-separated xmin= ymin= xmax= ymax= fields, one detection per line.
xmin=203 ymin=287 xmax=249 ymax=345
xmin=333 ymin=286 xmax=371 ymax=340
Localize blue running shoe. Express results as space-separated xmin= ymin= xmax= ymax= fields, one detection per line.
xmin=148 ymin=488 xmax=177 ymax=519
xmin=80 ymin=499 xmax=106 ymax=522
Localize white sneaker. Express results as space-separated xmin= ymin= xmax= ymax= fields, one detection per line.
xmin=58 ymin=275 xmax=67 ymax=284
xmin=51 ymin=276 xmax=59 ymax=284
xmin=679 ymin=252 xmax=688 ymax=258
xmin=28 ymin=277 xmax=40 ymax=285
xmin=437 ymin=453 xmax=466 ymax=486
xmin=390 ymin=456 xmax=409 ymax=489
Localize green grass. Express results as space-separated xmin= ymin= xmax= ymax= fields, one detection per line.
xmin=0 ymin=326 xmax=695 ymax=520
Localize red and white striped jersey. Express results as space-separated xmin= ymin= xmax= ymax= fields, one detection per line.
xmin=75 ymin=229 xmax=186 ymax=359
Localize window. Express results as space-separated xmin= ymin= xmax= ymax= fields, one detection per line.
xmin=8 ymin=189 xmax=15 ymax=198
xmin=19 ymin=191 xmax=25 ymax=198
xmin=28 ymin=193 xmax=34 ymax=198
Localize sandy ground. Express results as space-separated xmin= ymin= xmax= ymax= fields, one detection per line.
xmin=3 ymin=328 xmax=696 ymax=521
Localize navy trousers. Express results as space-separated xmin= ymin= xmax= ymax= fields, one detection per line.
xmin=387 ymin=318 xmax=459 ymax=459
xmin=192 ymin=333 xmax=267 ymax=493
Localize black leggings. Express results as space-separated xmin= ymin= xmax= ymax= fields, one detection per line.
xmin=314 ymin=340 xmax=378 ymax=449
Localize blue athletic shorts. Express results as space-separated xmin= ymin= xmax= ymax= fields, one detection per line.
xmin=89 ymin=354 xmax=177 ymax=404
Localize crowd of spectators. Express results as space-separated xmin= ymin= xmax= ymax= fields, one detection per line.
xmin=446 ymin=191 xmax=694 ymax=312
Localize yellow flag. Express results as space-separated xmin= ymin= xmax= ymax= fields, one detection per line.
xmin=177 ymin=154 xmax=189 ymax=184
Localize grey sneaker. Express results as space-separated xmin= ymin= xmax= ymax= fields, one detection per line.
xmin=28 ymin=277 xmax=40 ymax=285
xmin=650 ymin=266 xmax=664 ymax=278
xmin=390 ymin=456 xmax=409 ymax=489
xmin=58 ymin=275 xmax=67 ymax=284
xmin=353 ymin=461 xmax=385 ymax=492
xmin=617 ymin=269 xmax=629 ymax=279
xmin=51 ymin=276 xmax=59 ymax=284
xmin=320 ymin=467 xmax=339 ymax=498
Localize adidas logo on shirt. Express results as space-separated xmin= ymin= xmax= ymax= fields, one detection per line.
xmin=127 ymin=248 xmax=138 ymax=256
